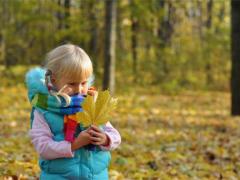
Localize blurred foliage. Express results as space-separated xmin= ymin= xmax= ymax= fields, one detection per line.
xmin=1 ymin=67 xmax=240 ymax=179
xmin=0 ymin=0 xmax=230 ymax=92
xmin=0 ymin=0 xmax=235 ymax=179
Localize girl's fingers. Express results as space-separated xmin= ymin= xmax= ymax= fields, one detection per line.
xmin=87 ymin=90 xmax=95 ymax=96
xmin=85 ymin=127 xmax=91 ymax=133
xmin=89 ymin=133 xmax=107 ymax=145
xmin=90 ymin=136 xmax=101 ymax=142
xmin=63 ymin=86 xmax=71 ymax=93
xmin=90 ymin=125 xmax=102 ymax=133
xmin=87 ymin=90 xmax=97 ymax=96
xmin=89 ymin=129 xmax=102 ymax=137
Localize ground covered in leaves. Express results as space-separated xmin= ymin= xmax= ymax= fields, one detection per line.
xmin=1 ymin=82 xmax=240 ymax=179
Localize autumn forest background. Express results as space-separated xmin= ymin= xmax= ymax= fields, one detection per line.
xmin=1 ymin=0 xmax=240 ymax=179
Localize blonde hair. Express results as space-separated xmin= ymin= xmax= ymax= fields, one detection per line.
xmin=44 ymin=44 xmax=93 ymax=105
xmin=45 ymin=44 xmax=93 ymax=82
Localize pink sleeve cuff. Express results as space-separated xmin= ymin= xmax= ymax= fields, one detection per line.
xmin=99 ymin=122 xmax=121 ymax=151
xmin=100 ymin=133 xmax=112 ymax=150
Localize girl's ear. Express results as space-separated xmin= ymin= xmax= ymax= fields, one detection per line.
xmin=51 ymin=74 xmax=57 ymax=84
xmin=50 ymin=74 xmax=56 ymax=83
xmin=51 ymin=77 xmax=55 ymax=83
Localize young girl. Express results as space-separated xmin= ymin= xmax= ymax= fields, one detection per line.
xmin=26 ymin=44 xmax=121 ymax=180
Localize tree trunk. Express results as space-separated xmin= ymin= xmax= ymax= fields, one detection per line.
xmin=56 ymin=0 xmax=70 ymax=43
xmin=64 ymin=0 xmax=70 ymax=29
xmin=131 ymin=17 xmax=138 ymax=82
xmin=231 ymin=0 xmax=240 ymax=115
xmin=158 ymin=1 xmax=173 ymax=47
xmin=116 ymin=4 xmax=124 ymax=52
xmin=1 ymin=0 xmax=8 ymax=67
xmin=88 ymin=1 xmax=99 ymax=72
xmin=206 ymin=0 xmax=213 ymax=29
xmin=103 ymin=0 xmax=117 ymax=95
xmin=0 ymin=32 xmax=5 ymax=65
xmin=57 ymin=0 xmax=64 ymax=30
xmin=130 ymin=0 xmax=138 ymax=83
xmin=157 ymin=1 xmax=174 ymax=78
xmin=205 ymin=0 xmax=213 ymax=85
xmin=0 ymin=1 xmax=7 ymax=66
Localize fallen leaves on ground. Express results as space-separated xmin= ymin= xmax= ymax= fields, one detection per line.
xmin=1 ymin=85 xmax=240 ymax=179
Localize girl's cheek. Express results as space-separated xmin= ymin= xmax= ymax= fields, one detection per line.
xmin=82 ymin=88 xmax=88 ymax=95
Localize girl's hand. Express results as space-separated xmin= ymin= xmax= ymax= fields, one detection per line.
xmin=71 ymin=128 xmax=92 ymax=151
xmin=89 ymin=125 xmax=110 ymax=146
xmin=87 ymin=87 xmax=98 ymax=101
xmin=87 ymin=87 xmax=97 ymax=95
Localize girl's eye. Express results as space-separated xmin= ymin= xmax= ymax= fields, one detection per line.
xmin=68 ymin=83 xmax=75 ymax=86
xmin=81 ymin=81 xmax=87 ymax=85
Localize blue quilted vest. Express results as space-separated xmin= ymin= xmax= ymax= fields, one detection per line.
xmin=26 ymin=68 xmax=111 ymax=180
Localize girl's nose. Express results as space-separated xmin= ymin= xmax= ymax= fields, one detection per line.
xmin=77 ymin=84 xmax=83 ymax=93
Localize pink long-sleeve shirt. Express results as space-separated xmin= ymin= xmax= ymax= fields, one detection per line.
xmin=29 ymin=110 xmax=121 ymax=160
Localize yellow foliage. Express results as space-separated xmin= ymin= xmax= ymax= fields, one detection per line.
xmin=76 ymin=90 xmax=118 ymax=127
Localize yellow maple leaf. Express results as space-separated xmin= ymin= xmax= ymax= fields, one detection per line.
xmin=76 ymin=90 xmax=117 ymax=127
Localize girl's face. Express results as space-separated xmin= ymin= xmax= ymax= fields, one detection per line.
xmin=52 ymin=76 xmax=89 ymax=96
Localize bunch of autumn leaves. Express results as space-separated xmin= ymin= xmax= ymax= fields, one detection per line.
xmin=77 ymin=90 xmax=117 ymax=127
xmin=64 ymin=90 xmax=117 ymax=142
